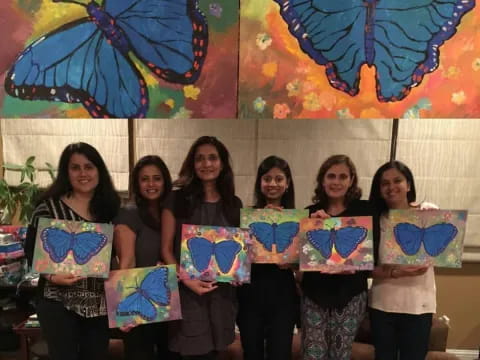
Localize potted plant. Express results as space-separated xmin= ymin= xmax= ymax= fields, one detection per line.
xmin=0 ymin=156 xmax=55 ymax=225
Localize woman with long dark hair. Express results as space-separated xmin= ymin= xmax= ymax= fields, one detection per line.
xmin=161 ymin=136 xmax=242 ymax=360
xmin=25 ymin=142 xmax=120 ymax=360
xmin=237 ymin=155 xmax=299 ymax=360
xmin=369 ymin=161 xmax=434 ymax=360
xmin=301 ymin=154 xmax=377 ymax=360
xmin=114 ymin=155 xmax=175 ymax=360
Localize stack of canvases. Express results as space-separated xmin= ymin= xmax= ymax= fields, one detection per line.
xmin=0 ymin=227 xmax=27 ymax=286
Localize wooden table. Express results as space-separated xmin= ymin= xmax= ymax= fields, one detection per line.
xmin=12 ymin=320 xmax=42 ymax=360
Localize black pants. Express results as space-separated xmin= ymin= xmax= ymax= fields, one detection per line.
xmin=182 ymin=352 xmax=217 ymax=360
xmin=237 ymin=270 xmax=298 ymax=360
xmin=36 ymin=298 xmax=109 ymax=360
xmin=370 ymin=308 xmax=432 ymax=360
xmin=124 ymin=322 xmax=180 ymax=360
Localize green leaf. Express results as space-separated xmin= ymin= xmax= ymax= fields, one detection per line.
xmin=26 ymin=156 xmax=36 ymax=166
xmin=3 ymin=163 xmax=23 ymax=170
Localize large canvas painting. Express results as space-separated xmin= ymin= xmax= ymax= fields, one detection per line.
xmin=180 ymin=224 xmax=251 ymax=283
xmin=104 ymin=265 xmax=181 ymax=328
xmin=32 ymin=218 xmax=113 ymax=278
xmin=299 ymin=216 xmax=374 ymax=271
xmin=1 ymin=0 xmax=238 ymax=119
xmin=239 ymin=0 xmax=479 ymax=119
xmin=381 ymin=209 xmax=467 ymax=268
xmin=241 ymin=208 xmax=308 ymax=264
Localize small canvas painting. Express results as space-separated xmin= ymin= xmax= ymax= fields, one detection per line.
xmin=180 ymin=224 xmax=251 ymax=283
xmin=241 ymin=208 xmax=308 ymax=264
xmin=381 ymin=209 xmax=467 ymax=268
xmin=105 ymin=265 xmax=181 ymax=328
xmin=300 ymin=216 xmax=374 ymax=271
xmin=32 ymin=217 xmax=113 ymax=278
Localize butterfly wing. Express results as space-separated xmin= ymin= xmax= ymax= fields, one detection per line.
xmin=249 ymin=222 xmax=275 ymax=252
xmin=139 ymin=267 xmax=171 ymax=306
xmin=116 ymin=291 xmax=157 ymax=321
xmin=187 ymin=236 xmax=214 ymax=272
xmin=71 ymin=231 xmax=108 ymax=265
xmin=334 ymin=226 xmax=368 ymax=258
xmin=393 ymin=223 xmax=424 ymax=256
xmin=422 ymin=223 xmax=458 ymax=257
xmin=373 ymin=0 xmax=475 ymax=101
xmin=106 ymin=0 xmax=208 ymax=84
xmin=274 ymin=222 xmax=299 ymax=253
xmin=4 ymin=19 xmax=148 ymax=118
xmin=306 ymin=229 xmax=333 ymax=259
xmin=273 ymin=1 xmax=367 ymax=96
xmin=40 ymin=227 xmax=72 ymax=263
xmin=214 ymin=240 xmax=242 ymax=274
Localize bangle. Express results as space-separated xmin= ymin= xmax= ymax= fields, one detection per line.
xmin=48 ymin=274 xmax=54 ymax=282
xmin=390 ymin=268 xmax=398 ymax=279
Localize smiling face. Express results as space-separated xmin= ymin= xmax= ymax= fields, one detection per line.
xmin=380 ymin=168 xmax=411 ymax=209
xmin=138 ymin=164 xmax=164 ymax=202
xmin=68 ymin=153 xmax=99 ymax=197
xmin=260 ymin=167 xmax=289 ymax=206
xmin=322 ymin=163 xmax=354 ymax=202
xmin=194 ymin=144 xmax=223 ymax=183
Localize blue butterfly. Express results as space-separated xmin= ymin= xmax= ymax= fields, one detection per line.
xmin=40 ymin=227 xmax=107 ymax=265
xmin=307 ymin=226 xmax=368 ymax=259
xmin=273 ymin=0 xmax=475 ymax=102
xmin=4 ymin=0 xmax=208 ymax=118
xmin=248 ymin=222 xmax=299 ymax=253
xmin=393 ymin=223 xmax=458 ymax=257
xmin=187 ymin=237 xmax=241 ymax=274
xmin=116 ymin=267 xmax=171 ymax=321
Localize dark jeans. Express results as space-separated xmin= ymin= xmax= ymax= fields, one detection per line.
xmin=182 ymin=352 xmax=217 ymax=360
xmin=237 ymin=279 xmax=298 ymax=360
xmin=370 ymin=308 xmax=432 ymax=360
xmin=124 ymin=322 xmax=180 ymax=360
xmin=36 ymin=298 xmax=109 ymax=360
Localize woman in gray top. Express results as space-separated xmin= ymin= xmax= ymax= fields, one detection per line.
xmin=114 ymin=155 xmax=178 ymax=360
xmin=161 ymin=136 xmax=242 ymax=360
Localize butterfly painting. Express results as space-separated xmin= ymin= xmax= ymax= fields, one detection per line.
xmin=241 ymin=208 xmax=308 ymax=264
xmin=300 ymin=216 xmax=374 ymax=271
xmin=3 ymin=0 xmax=208 ymax=118
xmin=382 ymin=209 xmax=467 ymax=268
xmin=32 ymin=218 xmax=113 ymax=278
xmin=105 ymin=265 xmax=181 ymax=328
xmin=238 ymin=0 xmax=480 ymax=118
xmin=180 ymin=224 xmax=251 ymax=283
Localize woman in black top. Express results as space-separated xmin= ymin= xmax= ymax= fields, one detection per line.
xmin=114 ymin=155 xmax=178 ymax=360
xmin=25 ymin=142 xmax=120 ymax=360
xmin=301 ymin=154 xmax=376 ymax=360
xmin=237 ymin=155 xmax=299 ymax=360
xmin=161 ymin=136 xmax=242 ymax=360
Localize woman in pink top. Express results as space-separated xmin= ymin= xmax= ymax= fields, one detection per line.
xmin=369 ymin=161 xmax=435 ymax=360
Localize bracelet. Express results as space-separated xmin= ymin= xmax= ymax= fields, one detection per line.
xmin=390 ymin=268 xmax=398 ymax=279
xmin=48 ymin=274 xmax=54 ymax=282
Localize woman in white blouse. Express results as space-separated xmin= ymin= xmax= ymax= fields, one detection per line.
xmin=368 ymin=161 xmax=435 ymax=360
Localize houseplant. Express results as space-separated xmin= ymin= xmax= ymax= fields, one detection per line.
xmin=0 ymin=156 xmax=55 ymax=225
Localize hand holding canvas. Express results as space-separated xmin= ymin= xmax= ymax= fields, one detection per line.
xmin=48 ymin=273 xmax=84 ymax=286
xmin=182 ymin=278 xmax=218 ymax=295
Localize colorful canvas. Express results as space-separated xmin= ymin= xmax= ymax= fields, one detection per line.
xmin=180 ymin=224 xmax=251 ymax=283
xmin=299 ymin=216 xmax=374 ymax=271
xmin=381 ymin=209 xmax=467 ymax=268
xmin=104 ymin=265 xmax=181 ymax=328
xmin=1 ymin=0 xmax=238 ymax=119
xmin=32 ymin=217 xmax=112 ymax=278
xmin=239 ymin=0 xmax=479 ymax=119
xmin=240 ymin=208 xmax=308 ymax=264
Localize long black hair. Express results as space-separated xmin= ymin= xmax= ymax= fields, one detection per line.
xmin=130 ymin=155 xmax=172 ymax=230
xmin=312 ymin=154 xmax=361 ymax=207
xmin=369 ymin=160 xmax=416 ymax=214
xmin=174 ymin=136 xmax=237 ymax=223
xmin=254 ymin=155 xmax=295 ymax=209
xmin=40 ymin=142 xmax=120 ymax=222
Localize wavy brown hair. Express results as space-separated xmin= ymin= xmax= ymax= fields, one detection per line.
xmin=312 ymin=154 xmax=361 ymax=207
